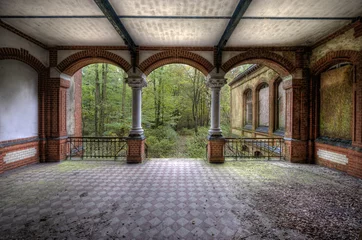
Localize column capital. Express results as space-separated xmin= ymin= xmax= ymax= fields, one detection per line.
xmin=126 ymin=68 xmax=147 ymax=88
xmin=206 ymin=68 xmax=227 ymax=88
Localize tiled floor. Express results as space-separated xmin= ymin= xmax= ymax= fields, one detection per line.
xmin=0 ymin=159 xmax=361 ymax=240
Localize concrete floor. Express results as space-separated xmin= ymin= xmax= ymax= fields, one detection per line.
xmin=0 ymin=159 xmax=361 ymax=240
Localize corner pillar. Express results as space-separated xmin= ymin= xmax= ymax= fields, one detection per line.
xmin=45 ymin=69 xmax=70 ymax=162
xmin=126 ymin=68 xmax=147 ymax=163
xmin=206 ymin=69 xmax=227 ymax=163
xmin=283 ymin=69 xmax=308 ymax=163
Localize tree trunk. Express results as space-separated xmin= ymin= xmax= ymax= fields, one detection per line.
xmin=100 ymin=63 xmax=108 ymax=135
xmin=94 ymin=64 xmax=100 ymax=136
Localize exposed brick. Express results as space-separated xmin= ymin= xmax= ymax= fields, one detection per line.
xmin=127 ymin=139 xmax=146 ymax=163
xmin=57 ymin=50 xmax=132 ymax=75
xmin=207 ymin=139 xmax=225 ymax=163
xmin=222 ymin=49 xmax=296 ymax=77
xmin=0 ymin=48 xmax=46 ymax=73
xmin=139 ymin=50 xmax=214 ymax=75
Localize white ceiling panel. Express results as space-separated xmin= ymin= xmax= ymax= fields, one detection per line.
xmin=0 ymin=0 xmax=102 ymax=16
xmin=3 ymin=19 xmax=125 ymax=46
xmin=227 ymin=20 xmax=350 ymax=46
xmin=244 ymin=0 xmax=362 ymax=17
xmin=123 ymin=19 xmax=228 ymax=46
xmin=110 ymin=0 xmax=238 ymax=16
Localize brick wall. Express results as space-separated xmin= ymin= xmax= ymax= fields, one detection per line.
xmin=0 ymin=138 xmax=39 ymax=172
xmin=73 ymin=69 xmax=83 ymax=137
xmin=314 ymin=143 xmax=349 ymax=172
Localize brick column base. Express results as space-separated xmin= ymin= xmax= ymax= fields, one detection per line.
xmin=284 ymin=139 xmax=307 ymax=163
xmin=127 ymin=138 xmax=146 ymax=163
xmin=0 ymin=149 xmax=4 ymax=174
xmin=207 ymin=138 xmax=225 ymax=163
xmin=347 ymin=149 xmax=362 ymax=179
xmin=47 ymin=138 xmax=67 ymax=162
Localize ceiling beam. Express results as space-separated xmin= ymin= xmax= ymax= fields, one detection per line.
xmin=0 ymin=15 xmax=357 ymax=20
xmin=215 ymin=0 xmax=253 ymax=71
xmin=93 ymin=0 xmax=138 ymax=68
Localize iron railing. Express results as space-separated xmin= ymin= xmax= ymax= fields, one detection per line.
xmin=67 ymin=137 xmax=128 ymax=160
xmin=224 ymin=137 xmax=284 ymax=160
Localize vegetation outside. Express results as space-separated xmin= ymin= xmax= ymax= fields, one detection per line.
xmin=81 ymin=63 xmax=249 ymax=158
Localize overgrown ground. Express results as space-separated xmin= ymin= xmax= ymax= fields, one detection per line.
xmin=0 ymin=159 xmax=361 ymax=239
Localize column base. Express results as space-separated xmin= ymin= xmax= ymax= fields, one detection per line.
xmin=46 ymin=138 xmax=68 ymax=162
xmin=127 ymin=137 xmax=146 ymax=163
xmin=347 ymin=148 xmax=362 ymax=179
xmin=284 ymin=139 xmax=307 ymax=163
xmin=207 ymin=137 xmax=225 ymax=163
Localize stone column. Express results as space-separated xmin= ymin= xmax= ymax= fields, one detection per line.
xmin=206 ymin=69 xmax=227 ymax=163
xmin=126 ymin=68 xmax=147 ymax=163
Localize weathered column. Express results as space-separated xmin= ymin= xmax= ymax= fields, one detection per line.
xmin=206 ymin=69 xmax=227 ymax=163
xmin=126 ymin=68 xmax=147 ymax=163
xmin=45 ymin=69 xmax=71 ymax=162
xmin=283 ymin=68 xmax=308 ymax=163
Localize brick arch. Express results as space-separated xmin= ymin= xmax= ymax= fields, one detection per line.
xmin=57 ymin=50 xmax=132 ymax=75
xmin=0 ymin=48 xmax=46 ymax=73
xmin=310 ymin=50 xmax=361 ymax=75
xmin=222 ymin=50 xmax=296 ymax=77
xmin=139 ymin=50 xmax=214 ymax=76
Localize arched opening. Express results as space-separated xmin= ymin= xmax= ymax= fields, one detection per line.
xmin=141 ymin=63 xmax=210 ymax=158
xmin=69 ymin=63 xmax=131 ymax=137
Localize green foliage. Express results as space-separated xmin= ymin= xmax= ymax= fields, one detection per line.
xmin=145 ymin=126 xmax=178 ymax=158
xmin=185 ymin=127 xmax=209 ymax=158
xmin=81 ymin=63 xmax=237 ymax=158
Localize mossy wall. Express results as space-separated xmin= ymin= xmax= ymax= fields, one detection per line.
xmin=320 ymin=65 xmax=353 ymax=140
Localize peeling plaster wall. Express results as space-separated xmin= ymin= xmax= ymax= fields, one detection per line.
xmin=311 ymin=29 xmax=362 ymax=65
xmin=0 ymin=60 xmax=38 ymax=141
xmin=0 ymin=27 xmax=49 ymax=67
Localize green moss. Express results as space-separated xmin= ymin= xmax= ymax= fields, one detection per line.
xmin=56 ymin=161 xmax=102 ymax=172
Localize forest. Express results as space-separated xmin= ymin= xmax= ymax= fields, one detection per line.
xmin=81 ymin=63 xmax=249 ymax=158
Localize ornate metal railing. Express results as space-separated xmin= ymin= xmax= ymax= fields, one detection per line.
xmin=67 ymin=137 xmax=128 ymax=160
xmin=224 ymin=137 xmax=284 ymax=160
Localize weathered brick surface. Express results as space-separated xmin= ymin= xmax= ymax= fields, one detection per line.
xmin=139 ymin=50 xmax=214 ymax=75
xmin=0 ymin=48 xmax=46 ymax=73
xmin=127 ymin=139 xmax=146 ymax=163
xmin=222 ymin=49 xmax=296 ymax=77
xmin=0 ymin=139 xmax=39 ymax=172
xmin=207 ymin=139 xmax=225 ymax=163
xmin=314 ymin=143 xmax=349 ymax=172
xmin=284 ymin=140 xmax=307 ymax=163
xmin=57 ymin=50 xmax=132 ymax=75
